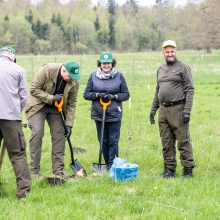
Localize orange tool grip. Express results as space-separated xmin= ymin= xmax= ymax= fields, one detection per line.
xmin=100 ymin=98 xmax=111 ymax=110
xmin=54 ymin=97 xmax=64 ymax=112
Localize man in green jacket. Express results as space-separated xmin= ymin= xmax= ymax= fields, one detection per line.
xmin=150 ymin=40 xmax=195 ymax=178
xmin=25 ymin=60 xmax=80 ymax=178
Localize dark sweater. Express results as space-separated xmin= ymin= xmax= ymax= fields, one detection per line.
xmin=151 ymin=60 xmax=194 ymax=114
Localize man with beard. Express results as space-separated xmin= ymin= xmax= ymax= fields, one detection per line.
xmin=149 ymin=40 xmax=195 ymax=178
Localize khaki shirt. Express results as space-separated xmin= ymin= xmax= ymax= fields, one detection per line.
xmin=24 ymin=63 xmax=79 ymax=127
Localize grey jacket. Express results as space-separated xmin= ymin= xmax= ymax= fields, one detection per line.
xmin=84 ymin=71 xmax=130 ymax=122
xmin=0 ymin=56 xmax=28 ymax=120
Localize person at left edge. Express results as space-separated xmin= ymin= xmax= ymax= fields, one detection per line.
xmin=24 ymin=60 xmax=80 ymax=179
xmin=0 ymin=46 xmax=31 ymax=199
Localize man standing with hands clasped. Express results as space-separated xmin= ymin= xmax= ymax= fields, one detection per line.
xmin=25 ymin=60 xmax=80 ymax=179
xmin=150 ymin=40 xmax=195 ymax=178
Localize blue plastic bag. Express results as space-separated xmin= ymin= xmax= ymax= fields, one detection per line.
xmin=110 ymin=157 xmax=138 ymax=181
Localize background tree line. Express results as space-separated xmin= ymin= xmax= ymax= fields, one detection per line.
xmin=0 ymin=0 xmax=219 ymax=54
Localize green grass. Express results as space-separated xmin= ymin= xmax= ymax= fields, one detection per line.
xmin=1 ymin=50 xmax=220 ymax=219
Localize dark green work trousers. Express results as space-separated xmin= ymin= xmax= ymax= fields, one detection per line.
xmin=28 ymin=106 xmax=65 ymax=175
xmin=0 ymin=120 xmax=31 ymax=198
xmin=158 ymin=104 xmax=195 ymax=171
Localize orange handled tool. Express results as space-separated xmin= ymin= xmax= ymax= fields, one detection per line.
xmin=54 ymin=97 xmax=87 ymax=177
xmin=92 ymin=98 xmax=112 ymax=174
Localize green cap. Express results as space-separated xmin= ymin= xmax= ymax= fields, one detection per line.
xmin=0 ymin=46 xmax=16 ymax=55
xmin=99 ymin=51 xmax=113 ymax=63
xmin=64 ymin=60 xmax=80 ymax=80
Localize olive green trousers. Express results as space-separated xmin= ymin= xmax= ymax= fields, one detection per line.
xmin=0 ymin=120 xmax=31 ymax=198
xmin=28 ymin=106 xmax=65 ymax=175
xmin=158 ymin=104 xmax=195 ymax=171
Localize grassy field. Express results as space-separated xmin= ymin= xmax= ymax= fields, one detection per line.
xmin=0 ymin=50 xmax=220 ymax=219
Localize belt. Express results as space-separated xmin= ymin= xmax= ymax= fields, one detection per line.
xmin=161 ymin=99 xmax=185 ymax=107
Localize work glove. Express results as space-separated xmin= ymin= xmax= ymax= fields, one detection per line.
xmin=181 ymin=112 xmax=190 ymax=124
xmin=104 ymin=94 xmax=117 ymax=101
xmin=65 ymin=126 xmax=72 ymax=138
xmin=96 ymin=92 xmax=106 ymax=98
xmin=53 ymin=94 xmax=63 ymax=103
xmin=149 ymin=113 xmax=155 ymax=125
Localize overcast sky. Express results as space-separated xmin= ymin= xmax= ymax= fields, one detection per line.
xmin=91 ymin=0 xmax=191 ymax=6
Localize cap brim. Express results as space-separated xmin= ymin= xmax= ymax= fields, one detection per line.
xmin=69 ymin=74 xmax=80 ymax=80
xmin=100 ymin=59 xmax=113 ymax=63
xmin=163 ymin=45 xmax=176 ymax=48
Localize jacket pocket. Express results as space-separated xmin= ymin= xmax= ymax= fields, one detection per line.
xmin=106 ymin=102 xmax=122 ymax=121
